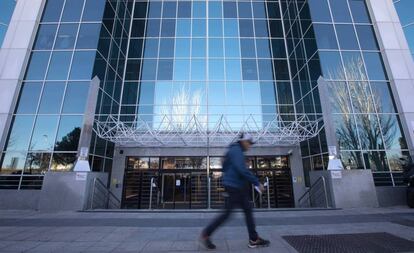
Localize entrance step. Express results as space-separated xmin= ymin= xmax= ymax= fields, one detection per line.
xmin=83 ymin=207 xmax=339 ymax=213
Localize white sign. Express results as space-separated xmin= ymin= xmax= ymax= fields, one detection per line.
xmin=76 ymin=172 xmax=87 ymax=181
xmin=292 ymin=176 xmax=297 ymax=183
xmin=331 ymin=170 xmax=342 ymax=179
xmin=176 ymin=180 xmax=181 ymax=186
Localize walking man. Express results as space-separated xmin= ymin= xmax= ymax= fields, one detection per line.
xmin=200 ymin=133 xmax=270 ymax=249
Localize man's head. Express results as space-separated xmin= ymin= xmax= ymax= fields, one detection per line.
xmin=238 ymin=133 xmax=254 ymax=151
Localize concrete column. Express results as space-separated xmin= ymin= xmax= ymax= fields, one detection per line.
xmin=0 ymin=0 xmax=46 ymax=152
xmin=366 ymin=0 xmax=414 ymax=157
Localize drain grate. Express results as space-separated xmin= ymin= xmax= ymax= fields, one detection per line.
xmin=282 ymin=232 xmax=414 ymax=253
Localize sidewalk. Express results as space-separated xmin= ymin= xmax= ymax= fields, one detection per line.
xmin=0 ymin=207 xmax=413 ymax=252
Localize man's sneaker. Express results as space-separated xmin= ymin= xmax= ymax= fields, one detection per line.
xmin=248 ymin=237 xmax=270 ymax=248
xmin=199 ymin=236 xmax=217 ymax=250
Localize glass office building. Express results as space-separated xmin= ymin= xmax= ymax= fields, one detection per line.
xmin=393 ymin=0 xmax=414 ymax=58
xmin=0 ymin=0 xmax=413 ymax=209
xmin=0 ymin=0 xmax=16 ymax=46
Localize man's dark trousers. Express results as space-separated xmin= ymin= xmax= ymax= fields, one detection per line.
xmin=203 ymin=186 xmax=258 ymax=241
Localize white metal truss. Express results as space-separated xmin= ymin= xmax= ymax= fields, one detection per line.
xmin=93 ymin=114 xmax=323 ymax=147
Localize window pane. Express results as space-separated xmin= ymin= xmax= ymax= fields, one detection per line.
xmin=148 ymin=1 xmax=162 ymax=18
xmin=47 ymin=51 xmax=72 ymax=80
xmin=313 ymin=24 xmax=338 ymax=49
xmin=356 ymin=114 xmax=384 ymax=150
xmin=70 ymin=51 xmax=97 ymax=80
xmin=131 ymin=20 xmax=146 ymax=37
xmin=224 ymin=38 xmax=240 ymax=58
xmin=307 ymin=0 xmax=332 ymax=22
xmin=16 ymin=82 xmax=42 ymax=114
xmin=226 ymin=60 xmax=241 ymax=80
xmin=77 ymin=24 xmax=101 ymax=49
xmin=176 ymin=19 xmax=191 ymax=37
xmin=175 ymin=38 xmax=190 ymax=57
xmin=223 ymin=2 xmax=237 ymax=18
xmin=141 ymin=59 xmax=157 ymax=80
xmin=25 ymin=51 xmax=51 ymax=80
xmin=61 ymin=0 xmax=84 ymax=22
xmin=163 ymin=1 xmax=176 ymax=18
xmin=192 ymin=19 xmax=206 ymax=37
xmin=336 ymin=24 xmax=359 ymax=50
xmin=174 ymin=59 xmax=190 ymax=80
xmin=370 ymin=82 xmax=396 ymax=113
xmin=242 ymin=59 xmax=258 ymax=80
xmin=42 ymin=0 xmax=65 ymax=22
xmin=209 ymin=38 xmax=223 ymax=57
xmin=34 ymin=24 xmax=57 ymax=50
xmin=381 ymin=114 xmax=407 ymax=150
xmin=209 ymin=2 xmax=222 ymax=18
xmin=128 ymin=39 xmax=143 ymax=58
xmin=134 ymin=2 xmax=148 ymax=19
xmin=319 ymin=51 xmax=345 ymax=80
xmin=0 ymin=152 xmax=27 ymax=174
xmin=254 ymin=20 xmax=268 ymax=37
xmin=55 ymin=24 xmax=78 ymax=49
xmin=349 ymin=0 xmax=371 ymax=23
xmin=146 ymin=19 xmax=160 ymax=37
xmin=363 ymin=52 xmax=387 ymax=80
xmin=356 ymin=25 xmax=379 ymax=50
xmin=192 ymin=2 xmax=206 ymax=18
xmin=178 ymin=1 xmax=191 ymax=18
xmin=25 ymin=153 xmax=51 ymax=173
xmin=144 ymin=38 xmax=159 ymax=58
xmin=157 ymin=60 xmax=173 ymax=80
xmin=159 ymin=38 xmax=174 ymax=58
xmin=62 ymin=82 xmax=89 ymax=114
xmin=161 ymin=19 xmax=175 ymax=37
xmin=30 ymin=115 xmax=59 ymax=151
xmin=224 ymin=19 xmax=239 ymax=37
xmin=51 ymin=153 xmax=77 ymax=171
xmin=209 ymin=59 xmax=225 ymax=80
xmin=38 ymin=82 xmax=65 ymax=114
xmin=209 ymin=19 xmax=223 ymax=37
xmin=238 ymin=2 xmax=252 ymax=18
xmin=239 ymin=20 xmax=254 ymax=37
xmin=82 ymin=0 xmax=105 ymax=21
xmin=55 ymin=116 xmax=82 ymax=151
xmin=5 ymin=116 xmax=35 ymax=151
xmin=342 ymin=51 xmax=366 ymax=80
xmin=329 ymin=0 xmax=352 ymax=22
xmin=241 ymin=39 xmax=256 ymax=58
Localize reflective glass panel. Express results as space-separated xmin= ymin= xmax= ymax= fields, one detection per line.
xmin=16 ymin=82 xmax=42 ymax=114
xmin=54 ymin=116 xmax=82 ymax=151
xmin=5 ymin=116 xmax=35 ymax=151
xmin=69 ymin=51 xmax=97 ymax=80
xmin=38 ymin=82 xmax=65 ymax=114
xmin=62 ymin=82 xmax=89 ymax=114
xmin=55 ymin=24 xmax=78 ymax=49
xmin=30 ymin=115 xmax=59 ymax=151
xmin=47 ymin=51 xmax=72 ymax=80
xmin=34 ymin=24 xmax=57 ymax=50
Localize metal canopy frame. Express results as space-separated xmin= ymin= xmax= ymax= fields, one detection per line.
xmin=93 ymin=113 xmax=323 ymax=147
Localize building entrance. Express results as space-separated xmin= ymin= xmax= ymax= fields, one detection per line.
xmin=121 ymin=156 xmax=294 ymax=209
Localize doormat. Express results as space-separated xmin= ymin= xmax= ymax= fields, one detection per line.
xmin=282 ymin=232 xmax=414 ymax=253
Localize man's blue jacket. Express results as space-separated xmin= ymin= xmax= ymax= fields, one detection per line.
xmin=222 ymin=143 xmax=260 ymax=189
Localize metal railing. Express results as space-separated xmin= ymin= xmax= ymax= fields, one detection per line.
xmin=251 ymin=177 xmax=271 ymax=208
xmin=90 ymin=178 xmax=121 ymax=209
xmin=0 ymin=174 xmax=44 ymax=190
xmin=149 ymin=177 xmax=159 ymax=209
xmin=298 ymin=176 xmax=329 ymax=208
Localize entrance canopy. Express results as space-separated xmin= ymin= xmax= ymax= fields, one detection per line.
xmin=93 ymin=114 xmax=323 ymax=147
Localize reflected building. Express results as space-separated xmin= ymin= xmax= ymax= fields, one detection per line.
xmin=0 ymin=0 xmax=414 ymax=209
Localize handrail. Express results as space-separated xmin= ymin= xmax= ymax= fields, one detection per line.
xmin=265 ymin=177 xmax=270 ymax=209
xmin=207 ymin=176 xmax=211 ymax=209
xmin=298 ymin=176 xmax=329 ymax=208
xmin=90 ymin=177 xmax=121 ymax=209
xmin=149 ymin=177 xmax=155 ymax=209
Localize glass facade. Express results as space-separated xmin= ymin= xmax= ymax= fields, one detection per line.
xmin=0 ymin=0 xmax=411 ymax=189
xmin=0 ymin=0 xmax=16 ymax=46
xmin=283 ymin=0 xmax=409 ymax=186
xmin=393 ymin=0 xmax=414 ymax=58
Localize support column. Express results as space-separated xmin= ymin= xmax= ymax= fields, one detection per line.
xmin=0 ymin=0 xmax=46 ymax=152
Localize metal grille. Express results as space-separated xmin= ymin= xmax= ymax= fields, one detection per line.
xmin=283 ymin=233 xmax=414 ymax=253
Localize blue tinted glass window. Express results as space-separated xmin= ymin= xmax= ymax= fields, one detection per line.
xmin=209 ymin=38 xmax=223 ymax=57
xmin=238 ymin=2 xmax=252 ymax=18
xmin=128 ymin=39 xmax=143 ymax=58
xmin=30 ymin=115 xmax=59 ymax=151
xmin=307 ymin=0 xmax=332 ymax=22
xmin=274 ymin=60 xmax=290 ymax=80
xmin=131 ymin=20 xmax=146 ymax=37
xmin=54 ymin=116 xmax=82 ymax=152
xmin=253 ymin=2 xmax=266 ymax=19
xmin=157 ymin=60 xmax=173 ymax=80
xmin=313 ymin=24 xmax=338 ymax=49
xmin=62 ymin=82 xmax=89 ymax=114
xmin=191 ymin=59 xmax=206 ymax=80
xmin=271 ymin=39 xmax=286 ymax=58
xmin=69 ymin=51 xmax=97 ymax=80
xmin=394 ymin=1 xmax=414 ymax=26
xmin=192 ymin=38 xmax=206 ymax=57
xmin=241 ymin=39 xmax=256 ymax=58
xmin=349 ymin=0 xmax=371 ymax=23
xmin=141 ymin=59 xmax=157 ymax=80
xmin=146 ymin=19 xmax=160 ymax=37
xmin=223 ymin=2 xmax=237 ymax=18
xmin=139 ymin=82 xmax=155 ymax=105
xmin=192 ymin=19 xmax=206 ymax=37
xmin=55 ymin=24 xmax=78 ymax=49
xmin=370 ymin=82 xmax=396 ymax=113
xmin=342 ymin=51 xmax=366 ymax=80
xmin=83 ymin=0 xmax=105 ymax=21
xmin=125 ymin=60 xmax=141 ymax=80
xmin=226 ymin=60 xmax=242 ymax=80
xmin=258 ymin=59 xmax=274 ymax=80
xmin=148 ymin=2 xmax=162 ymax=18
xmin=25 ymin=51 xmax=51 ymax=80
xmin=159 ymin=39 xmax=174 ymax=58
xmin=174 ymin=59 xmax=190 ymax=80
xmin=209 ymin=59 xmax=225 ymax=80
xmin=42 ymin=0 xmax=64 ymax=22
xmin=209 ymin=19 xmax=223 ymax=37
xmin=336 ymin=24 xmax=359 ymax=50
xmin=134 ymin=2 xmax=148 ymax=18
xmin=267 ymin=2 xmax=280 ymax=19
xmin=224 ymin=38 xmax=240 ymax=58
xmin=144 ymin=38 xmax=159 ymax=58
xmin=16 ymin=82 xmax=42 ymax=114
xmin=256 ymin=39 xmax=271 ymax=58
xmin=226 ymin=83 xmax=243 ymax=106
xmin=192 ymin=2 xmax=206 ymax=18
xmin=5 ymin=116 xmax=35 ymax=151
xmin=77 ymin=24 xmax=102 ymax=49
xmin=163 ymin=1 xmax=177 ymax=18
xmin=260 ymin=82 xmax=277 ymax=104
xmin=254 ymin=20 xmax=268 ymax=37
xmin=356 ymin=25 xmax=379 ymax=50
xmin=405 ymin=26 xmax=414 ymax=55
xmin=38 ymin=82 xmax=65 ymax=114
xmin=161 ymin=19 xmax=175 ymax=37
xmin=224 ymin=19 xmax=239 ymax=37
xmin=269 ymin=20 xmax=283 ymax=38
xmin=242 ymin=59 xmax=258 ymax=80
xmin=34 ymin=24 xmax=57 ymax=50
xmin=363 ymin=52 xmax=387 ymax=80
xmin=319 ymin=51 xmax=345 ymax=79
xmin=176 ymin=19 xmax=191 ymax=37
xmin=239 ymin=20 xmax=254 ymax=37
xmin=209 ymin=2 xmax=222 ymax=18
xmin=61 ymin=0 xmax=84 ymax=22
xmin=175 ymin=38 xmax=190 ymax=57
xmin=178 ymin=1 xmax=191 ymax=18
xmin=0 ymin=0 xmax=15 ymax=24
xmin=47 ymin=51 xmax=72 ymax=80
xmin=329 ymin=0 xmax=352 ymax=22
